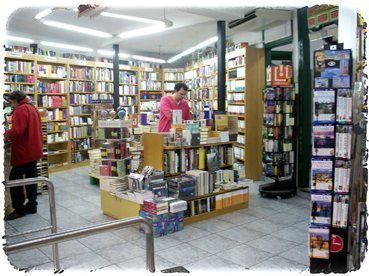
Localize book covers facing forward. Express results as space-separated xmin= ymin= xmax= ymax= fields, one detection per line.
xmin=309 ymin=228 xmax=330 ymax=259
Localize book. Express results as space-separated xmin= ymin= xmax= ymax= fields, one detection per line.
xmin=336 ymin=89 xmax=353 ymax=122
xmin=312 ymin=125 xmax=335 ymax=156
xmin=311 ymin=193 xmax=332 ymax=226
xmin=313 ymin=90 xmax=335 ymax=123
xmin=309 ymin=227 xmax=330 ymax=259
xmin=335 ymin=125 xmax=352 ymax=159
xmin=334 ymin=160 xmax=351 ymax=193
xmin=332 ymin=195 xmax=349 ymax=228
xmin=311 ymin=159 xmax=333 ymax=191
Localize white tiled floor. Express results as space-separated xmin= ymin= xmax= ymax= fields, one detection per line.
xmin=4 ymin=166 xmax=310 ymax=273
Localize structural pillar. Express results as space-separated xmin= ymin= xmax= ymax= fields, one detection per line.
xmin=113 ymin=44 xmax=120 ymax=110
xmin=217 ymin=21 xmax=226 ymax=112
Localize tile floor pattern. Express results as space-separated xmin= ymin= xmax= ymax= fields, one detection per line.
xmin=3 ymin=166 xmax=310 ymax=273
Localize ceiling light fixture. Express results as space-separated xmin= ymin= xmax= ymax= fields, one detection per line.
xmin=40 ymin=41 xmax=93 ymax=52
xmin=35 ymin=8 xmax=53 ymax=19
xmin=167 ymin=36 xmax=218 ymax=63
xmin=132 ymin=55 xmax=166 ymax=64
xmin=42 ymin=20 xmax=112 ymax=38
xmin=5 ymin=35 xmax=34 ymax=43
xmin=118 ymin=25 xmax=170 ymax=39
xmin=100 ymin=12 xmax=165 ymax=25
xmin=97 ymin=50 xmax=130 ymax=58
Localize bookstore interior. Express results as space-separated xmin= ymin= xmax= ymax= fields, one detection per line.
xmin=1 ymin=4 xmax=368 ymax=274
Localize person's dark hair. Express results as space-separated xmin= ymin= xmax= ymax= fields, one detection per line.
xmin=174 ymin=82 xmax=188 ymax=92
xmin=9 ymin=91 xmax=27 ymax=103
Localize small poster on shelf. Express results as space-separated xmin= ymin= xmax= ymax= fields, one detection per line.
xmin=309 ymin=227 xmax=330 ymax=259
xmin=313 ymin=90 xmax=336 ymax=123
xmin=312 ymin=125 xmax=335 ymax=156
xmin=311 ymin=194 xmax=332 ymax=226
xmin=311 ymin=159 xmax=333 ymax=191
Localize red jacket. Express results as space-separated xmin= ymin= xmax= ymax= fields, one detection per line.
xmin=5 ymin=97 xmax=44 ymax=166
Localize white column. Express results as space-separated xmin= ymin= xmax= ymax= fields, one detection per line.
xmin=338 ymin=5 xmax=358 ymax=60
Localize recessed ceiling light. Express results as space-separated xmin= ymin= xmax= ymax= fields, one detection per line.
xmin=100 ymin=12 xmax=165 ymax=25
xmin=5 ymin=35 xmax=34 ymax=43
xmin=40 ymin=41 xmax=93 ymax=52
xmin=42 ymin=20 xmax=112 ymax=38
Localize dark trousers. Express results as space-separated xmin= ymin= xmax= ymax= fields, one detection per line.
xmin=9 ymin=161 xmax=38 ymax=212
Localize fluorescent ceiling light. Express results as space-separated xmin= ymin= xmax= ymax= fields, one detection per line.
xmin=97 ymin=50 xmax=130 ymax=58
xmin=5 ymin=35 xmax=34 ymax=43
xmin=132 ymin=55 xmax=166 ymax=64
xmin=40 ymin=41 xmax=93 ymax=52
xmin=101 ymin=12 xmax=164 ymax=25
xmin=73 ymin=8 xmax=78 ymax=12
xmin=35 ymin=8 xmax=53 ymax=19
xmin=118 ymin=25 xmax=167 ymax=39
xmin=43 ymin=20 xmax=112 ymax=38
xmin=167 ymin=36 xmax=218 ymax=63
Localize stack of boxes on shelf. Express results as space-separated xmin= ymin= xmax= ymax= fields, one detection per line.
xmin=309 ymin=46 xmax=357 ymax=273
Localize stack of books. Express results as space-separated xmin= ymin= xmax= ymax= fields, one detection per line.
xmin=199 ymin=127 xmax=209 ymax=144
xmin=143 ymin=199 xmax=169 ymax=215
xmin=88 ymin=149 xmax=101 ymax=177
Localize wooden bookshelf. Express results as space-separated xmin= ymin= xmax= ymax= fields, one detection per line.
xmin=118 ymin=64 xmax=138 ymax=119
xmin=226 ymin=46 xmax=265 ymax=180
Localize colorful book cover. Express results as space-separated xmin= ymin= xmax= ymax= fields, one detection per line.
xmin=313 ymin=90 xmax=335 ymax=123
xmin=312 ymin=125 xmax=335 ymax=157
xmin=309 ymin=227 xmax=330 ymax=259
xmin=311 ymin=159 xmax=333 ymax=191
xmin=311 ymin=194 xmax=332 ymax=226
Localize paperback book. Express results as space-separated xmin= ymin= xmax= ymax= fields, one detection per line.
xmin=311 ymin=193 xmax=332 ymax=226
xmin=332 ymin=195 xmax=350 ymax=228
xmin=311 ymin=159 xmax=333 ymax=191
xmin=334 ymin=160 xmax=351 ymax=193
xmin=335 ymin=125 xmax=352 ymax=159
xmin=336 ymin=89 xmax=353 ymax=122
xmin=313 ymin=90 xmax=335 ymax=123
xmin=312 ymin=125 xmax=335 ymax=157
xmin=309 ymin=227 xmax=330 ymax=259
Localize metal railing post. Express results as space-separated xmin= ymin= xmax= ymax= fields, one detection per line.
xmin=4 ymin=177 xmax=60 ymax=271
xmin=4 ymin=216 xmax=155 ymax=272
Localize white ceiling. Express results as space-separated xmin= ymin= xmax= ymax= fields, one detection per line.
xmin=5 ymin=6 xmax=295 ymax=61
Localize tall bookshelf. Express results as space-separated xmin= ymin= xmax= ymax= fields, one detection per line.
xmin=69 ymin=60 xmax=95 ymax=166
xmin=138 ymin=68 xmax=162 ymax=122
xmin=35 ymin=55 xmax=70 ymax=172
xmin=184 ymin=57 xmax=217 ymax=118
xmin=118 ymin=64 xmax=138 ymax=120
xmin=226 ymin=45 xmax=265 ymax=180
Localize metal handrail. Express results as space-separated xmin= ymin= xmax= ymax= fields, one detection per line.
xmin=4 ymin=177 xmax=60 ymax=271
xmin=4 ymin=216 xmax=155 ymax=273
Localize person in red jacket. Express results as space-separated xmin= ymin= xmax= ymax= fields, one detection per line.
xmin=4 ymin=91 xmax=44 ymax=220
xmin=158 ymin=83 xmax=191 ymax=132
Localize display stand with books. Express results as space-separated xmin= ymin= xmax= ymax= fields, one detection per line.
xmin=259 ymin=64 xmax=297 ymax=198
xmin=309 ymin=44 xmax=367 ymax=273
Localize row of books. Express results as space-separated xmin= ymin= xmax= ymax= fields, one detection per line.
xmin=96 ymin=82 xmax=114 ymax=92
xmin=38 ymin=96 xmax=67 ymax=107
xmin=5 ymin=60 xmax=34 ymax=73
xmin=263 ymin=163 xmax=293 ymax=177
xmin=264 ymin=113 xmax=295 ymax=127
xmin=164 ymin=72 xmax=184 ymax=81
xmin=264 ymin=87 xmax=295 ymax=101
xmin=227 ymin=56 xmax=244 ymax=68
xmin=227 ymin=79 xmax=245 ymax=91
xmin=263 ymin=151 xmax=294 ymax=165
xmin=119 ymin=96 xmax=137 ymax=105
xmin=228 ymin=67 xmax=245 ymax=79
xmin=69 ymin=105 xmax=92 ymax=115
xmin=140 ymin=101 xmax=158 ymax=111
xmin=238 ymin=119 xmax=245 ymax=131
xmin=119 ymin=71 xmax=137 ymax=84
xmin=119 ymin=85 xmax=137 ymax=95
xmin=70 ymin=126 xmax=92 ymax=138
xmin=95 ymin=68 xmax=113 ymax=81
xmin=37 ymin=64 xmax=67 ymax=78
xmin=5 ymin=84 xmax=34 ymax=92
xmin=69 ymin=94 xmax=94 ymax=105
xmin=47 ymin=109 xmax=67 ymax=121
xmin=71 ymin=138 xmax=92 ymax=151
xmin=69 ymin=67 xmax=94 ymax=80
xmin=140 ymin=93 xmax=161 ymax=100
xmin=263 ymin=125 xmax=294 ymax=140
xmin=100 ymin=158 xmax=131 ymax=177
xmin=100 ymin=141 xmax=129 ymax=159
xmin=97 ymin=127 xmax=130 ymax=139
xmin=237 ymin=134 xmax=245 ymax=145
xmin=264 ymin=139 xmax=293 ymax=152
xmin=47 ymin=122 xmax=67 ymax=132
xmin=139 ymin=72 xmax=160 ymax=81
xmin=139 ymin=80 xmax=162 ymax=91
xmin=233 ymin=146 xmax=244 ymax=160
xmin=227 ymin=92 xmax=244 ymax=102
xmin=5 ymin=74 xmax=35 ymax=83
xmin=47 ymin=132 xmax=68 ymax=143
xmin=69 ymin=81 xmax=95 ymax=92
xmin=264 ymin=101 xmax=294 ymax=114
xmin=187 ymin=88 xmax=214 ymax=100
xmin=227 ymin=105 xmax=245 ymax=115
xmin=71 ymin=152 xmax=88 ymax=163
xmin=37 ymin=80 xmax=66 ymax=93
